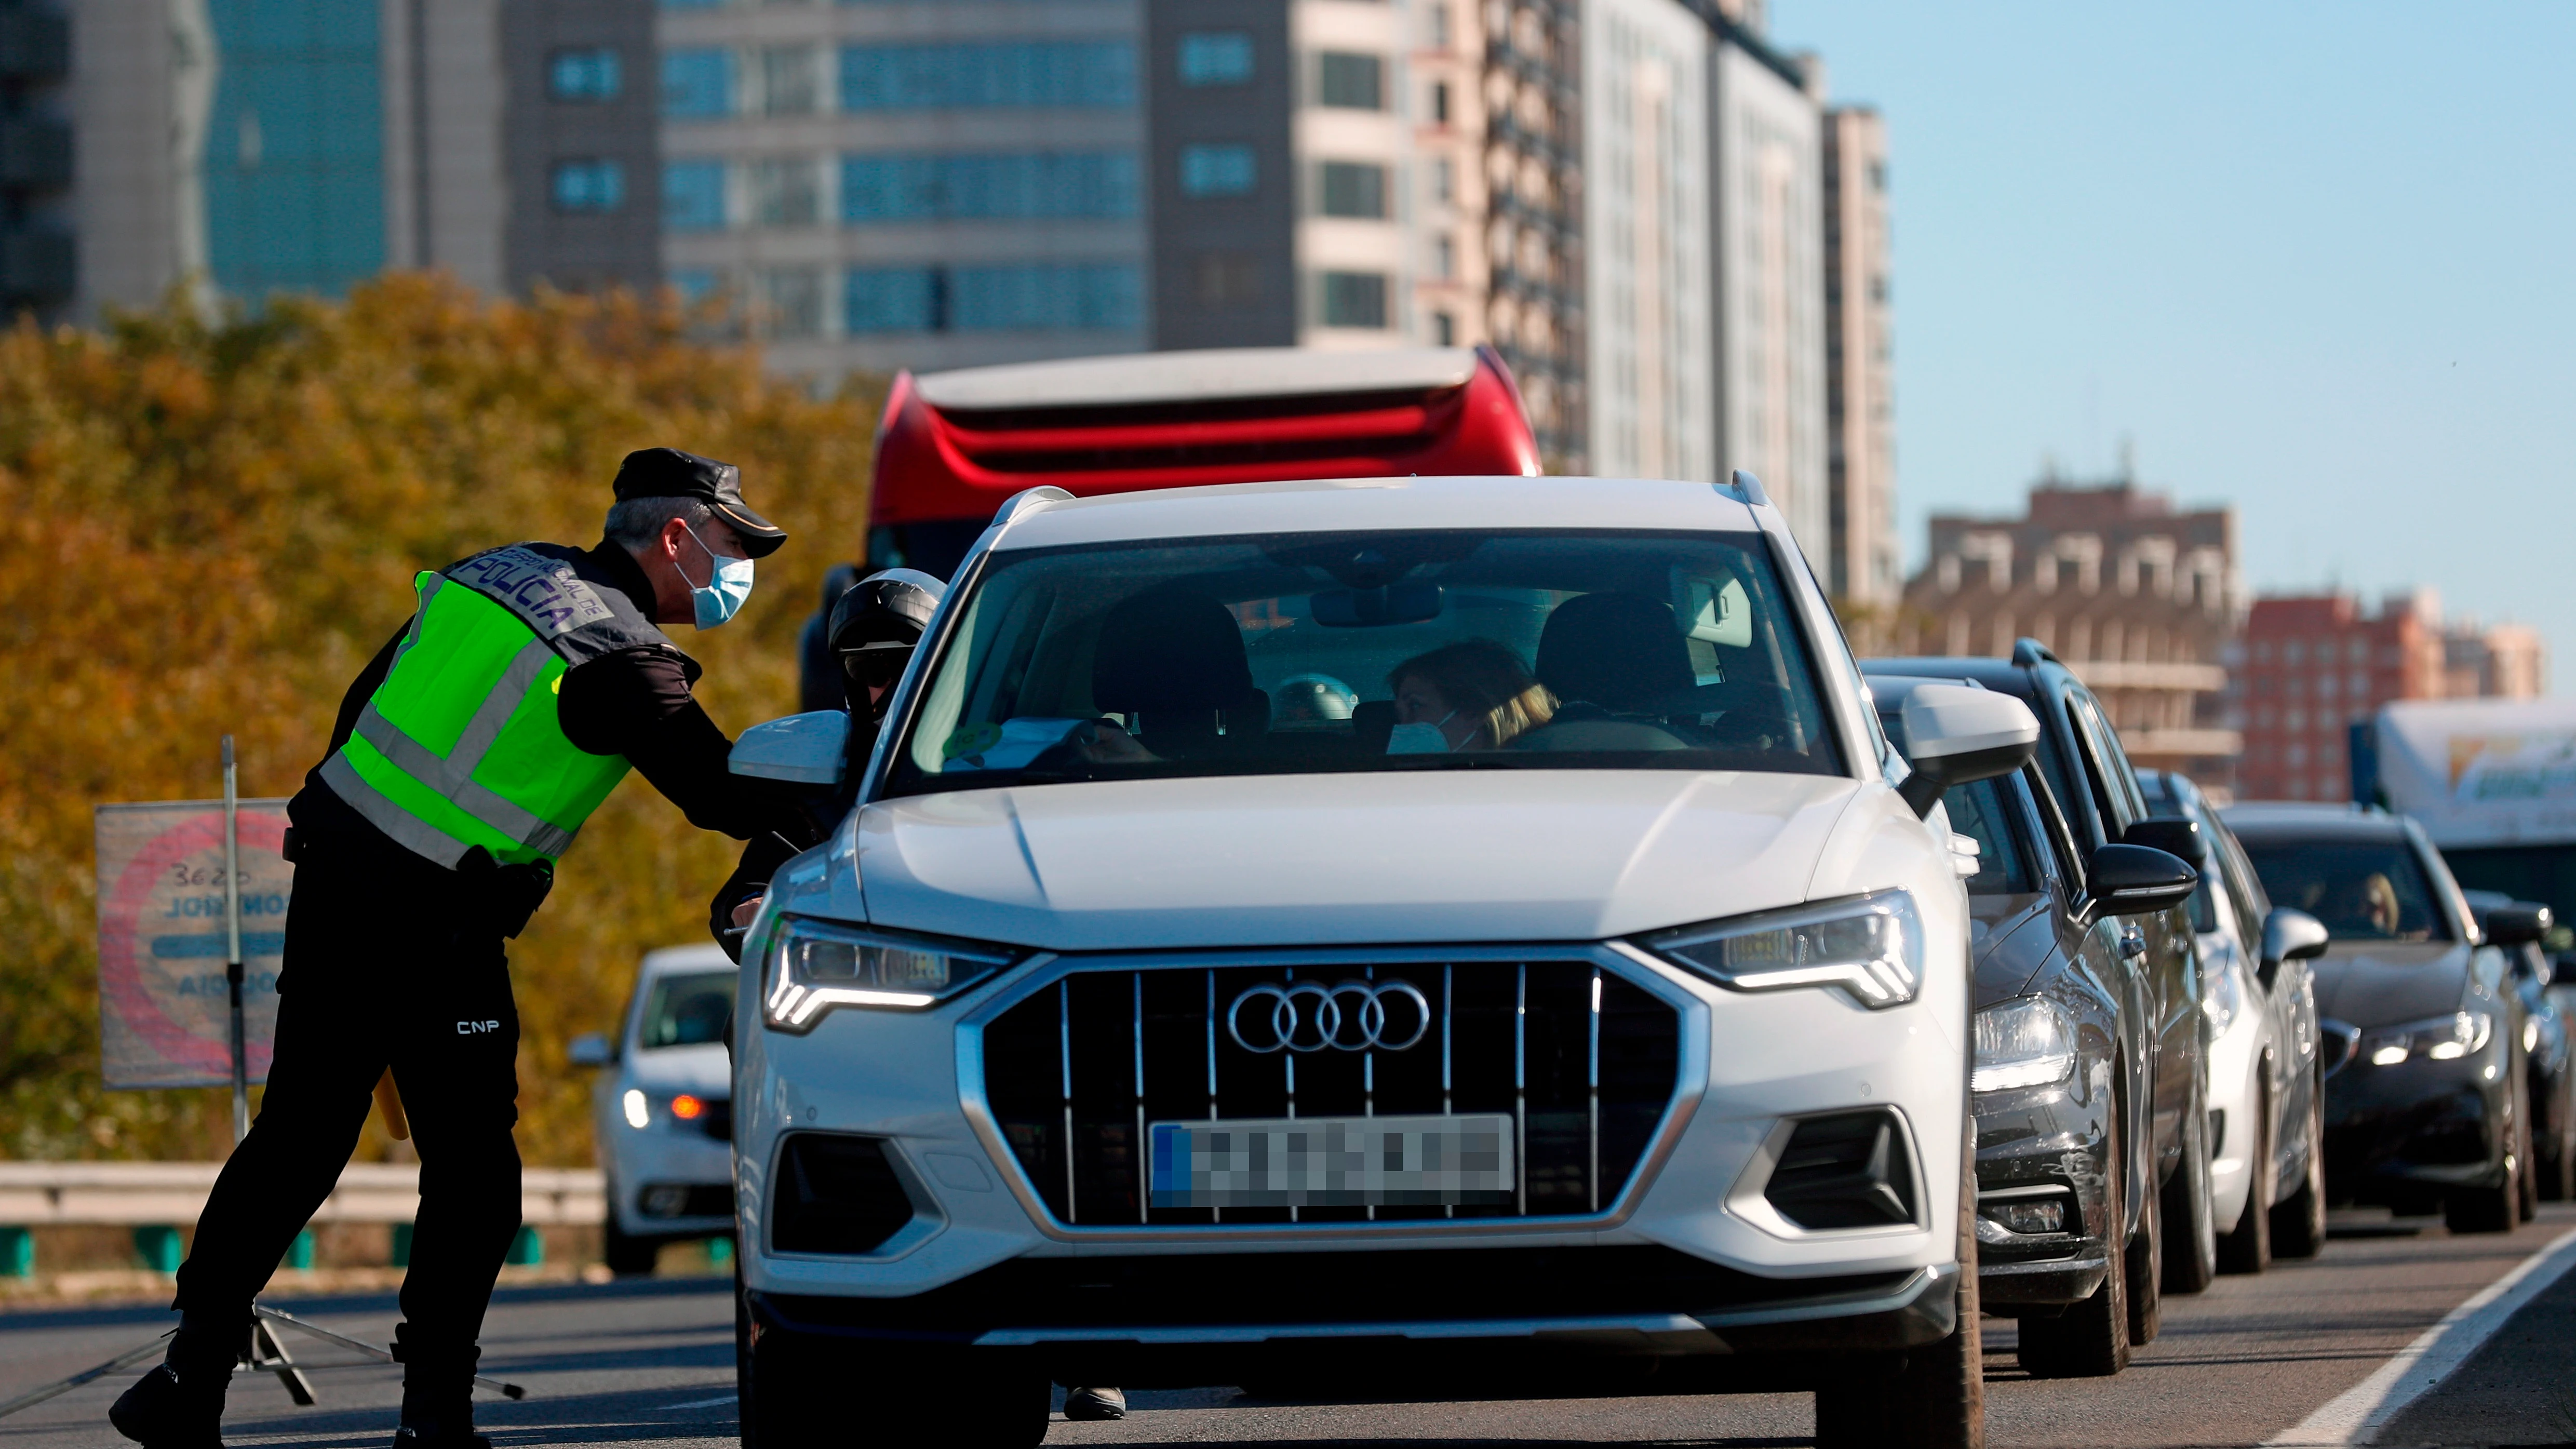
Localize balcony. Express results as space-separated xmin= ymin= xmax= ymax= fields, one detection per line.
xmin=0 ymin=8 xmax=68 ymax=81
xmin=0 ymin=227 xmax=74 ymax=303
xmin=0 ymin=116 xmax=71 ymax=189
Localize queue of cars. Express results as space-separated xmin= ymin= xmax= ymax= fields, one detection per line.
xmin=553 ymin=356 xmax=2557 ymax=1448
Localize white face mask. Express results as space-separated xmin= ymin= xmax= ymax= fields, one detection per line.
xmin=1386 ymin=710 xmax=1460 ymax=755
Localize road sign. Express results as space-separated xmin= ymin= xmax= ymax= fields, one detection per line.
xmin=95 ymin=797 xmax=292 ymax=1090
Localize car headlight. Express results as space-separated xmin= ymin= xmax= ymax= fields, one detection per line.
xmin=2360 ymin=1011 xmax=2492 ymax=1067
xmin=1636 ymin=891 xmax=1924 ymax=1010
xmin=2203 ymin=956 xmax=2247 ymax=1037
xmin=1974 ymin=997 xmax=2076 ymax=1092
xmin=621 ymin=1088 xmax=649 ymax=1130
xmin=762 ymin=915 xmax=1023 ymax=1032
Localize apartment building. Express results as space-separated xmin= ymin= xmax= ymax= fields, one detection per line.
xmin=1822 ymin=103 xmax=1895 ymax=612
xmin=0 ymin=0 xmax=71 ymax=319
xmin=63 ymin=0 xmax=659 ymax=318
xmin=2241 ymin=590 xmax=2548 ymax=802
xmin=1899 ymin=474 xmax=2244 ymax=785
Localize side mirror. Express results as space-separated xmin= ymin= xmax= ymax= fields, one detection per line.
xmin=2085 ymin=843 xmax=2197 ymax=920
xmin=2125 ymin=815 xmax=2206 ymax=866
xmin=2484 ymin=904 xmax=2552 ymax=948
xmin=2258 ymin=906 xmax=2331 ymax=988
xmin=569 ymin=1032 xmax=615 ymax=1067
xmin=1895 ymin=685 xmax=2041 ymax=818
xmin=731 ymin=710 xmax=850 ymax=784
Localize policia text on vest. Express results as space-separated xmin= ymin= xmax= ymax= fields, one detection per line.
xmin=111 ymin=449 xmax=811 ymax=1449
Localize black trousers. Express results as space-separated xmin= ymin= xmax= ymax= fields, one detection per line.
xmin=173 ymin=851 xmax=523 ymax=1363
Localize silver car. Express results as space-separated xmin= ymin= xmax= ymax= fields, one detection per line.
xmin=571 ymin=944 xmax=737 ymax=1274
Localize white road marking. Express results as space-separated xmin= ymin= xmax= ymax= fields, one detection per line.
xmin=657 ymin=1393 xmax=739 ymax=1412
xmin=2264 ymin=1224 xmax=2576 ymax=1446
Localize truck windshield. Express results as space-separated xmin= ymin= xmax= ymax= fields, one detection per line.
xmin=2237 ymin=837 xmax=2451 ymax=943
xmin=883 ymin=529 xmax=1843 ymax=794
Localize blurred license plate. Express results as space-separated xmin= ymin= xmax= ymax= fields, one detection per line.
xmin=1148 ymin=1113 xmax=1514 ymax=1208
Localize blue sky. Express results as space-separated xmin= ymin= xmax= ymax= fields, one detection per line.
xmin=1769 ymin=2 xmax=2576 ymax=686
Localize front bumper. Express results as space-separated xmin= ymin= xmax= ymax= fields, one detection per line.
xmin=733 ymin=937 xmax=1973 ymax=1372
xmin=745 ymin=1253 xmax=1960 ymax=1385
xmin=2323 ymin=1050 xmax=2510 ymax=1208
xmin=1966 ymin=1056 xmax=2115 ymax=1309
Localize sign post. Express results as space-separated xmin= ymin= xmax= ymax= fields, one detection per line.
xmin=222 ymin=737 xmax=248 ymax=1144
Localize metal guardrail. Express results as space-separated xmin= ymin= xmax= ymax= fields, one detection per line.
xmin=0 ymin=1163 xmax=606 ymax=1226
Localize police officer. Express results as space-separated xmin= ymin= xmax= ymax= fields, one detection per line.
xmin=113 ymin=449 xmax=811 ymax=1449
xmin=705 ymin=571 xmax=1130 ymax=1425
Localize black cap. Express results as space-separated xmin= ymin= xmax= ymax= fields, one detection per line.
xmin=611 ymin=447 xmax=788 ymax=558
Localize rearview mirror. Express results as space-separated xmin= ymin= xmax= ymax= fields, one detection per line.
xmin=730 ymin=710 xmax=850 ymax=784
xmin=2085 ymin=843 xmax=2197 ymax=920
xmin=2125 ymin=816 xmax=2206 ymax=866
xmin=2484 ymin=904 xmax=2552 ymax=948
xmin=1895 ymin=685 xmax=2041 ymax=817
xmin=2258 ymin=906 xmax=2330 ymax=988
xmin=1310 ymin=581 xmax=1443 ymax=627
xmin=569 ymin=1032 xmax=614 ymax=1067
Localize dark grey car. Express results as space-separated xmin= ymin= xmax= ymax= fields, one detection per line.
xmin=2228 ymin=805 xmax=2534 ymax=1232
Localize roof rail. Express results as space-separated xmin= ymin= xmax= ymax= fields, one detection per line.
xmin=992 ymin=485 xmax=1076 ymax=529
xmin=1729 ymin=469 xmax=1770 ymax=507
xmin=2010 ymin=637 xmax=2060 ymax=668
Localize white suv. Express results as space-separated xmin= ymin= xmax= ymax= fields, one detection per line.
xmin=729 ymin=475 xmax=2036 ymax=1448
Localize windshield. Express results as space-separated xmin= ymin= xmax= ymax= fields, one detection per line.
xmin=638 ymin=970 xmax=735 ymax=1049
xmin=886 ymin=529 xmax=1843 ymax=793
xmin=2237 ymin=838 xmax=2451 ymax=943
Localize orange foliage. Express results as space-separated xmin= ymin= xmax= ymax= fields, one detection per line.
xmin=0 ymin=275 xmax=881 ymax=1163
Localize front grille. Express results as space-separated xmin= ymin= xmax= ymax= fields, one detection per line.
xmin=639 ymin=1182 xmax=734 ymax=1219
xmin=978 ymin=960 xmax=1682 ymax=1227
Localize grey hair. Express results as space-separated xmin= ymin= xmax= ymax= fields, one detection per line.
xmin=604 ymin=495 xmax=717 ymax=551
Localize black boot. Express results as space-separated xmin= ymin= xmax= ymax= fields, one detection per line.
xmin=388 ymin=1326 xmax=489 ymax=1449
xmin=110 ymin=1316 xmax=238 ymax=1449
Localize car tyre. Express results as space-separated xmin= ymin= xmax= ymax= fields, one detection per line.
xmin=2444 ymin=1078 xmax=2521 ymax=1235
xmin=602 ymin=1202 xmax=660 ymax=1278
xmin=2017 ymin=1107 xmax=2130 ymax=1378
xmin=2161 ymin=1080 xmax=2218 ymax=1294
xmin=2217 ymin=1077 xmax=2273 ymax=1275
xmin=2269 ymin=1077 xmax=2328 ymax=1259
xmin=2125 ymin=1089 xmax=2163 ymax=1346
xmin=1814 ymin=1113 xmax=1984 ymax=1449
xmin=738 ymin=1272 xmax=824 ymax=1449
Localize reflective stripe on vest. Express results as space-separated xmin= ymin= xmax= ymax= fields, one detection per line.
xmin=322 ymin=570 xmax=632 ymax=867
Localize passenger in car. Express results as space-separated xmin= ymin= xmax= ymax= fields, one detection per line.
xmin=1386 ymin=639 xmax=1556 ymax=752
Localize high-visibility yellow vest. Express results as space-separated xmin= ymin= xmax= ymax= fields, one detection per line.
xmin=320 ymin=544 xmax=674 ymax=868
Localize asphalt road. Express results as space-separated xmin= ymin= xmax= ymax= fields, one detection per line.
xmin=3 ymin=1206 xmax=2570 ymax=1449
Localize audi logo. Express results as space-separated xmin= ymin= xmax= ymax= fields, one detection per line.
xmin=1227 ymin=980 xmax=1432 ymax=1054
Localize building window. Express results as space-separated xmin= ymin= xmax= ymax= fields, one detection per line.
xmin=1430 ymin=156 xmax=1453 ymax=203
xmin=1318 ymin=160 xmax=1386 ymax=218
xmin=1177 ymin=32 xmax=1253 ymax=86
xmin=842 ymin=152 xmax=1139 ymax=222
xmin=1179 ymin=144 xmax=1256 ymax=198
xmin=1316 ymin=52 xmax=1384 ymax=109
xmin=663 ymin=159 xmax=728 ymax=229
xmin=843 ymin=263 xmax=1143 ymax=334
xmin=669 ymin=269 xmax=723 ymax=305
xmin=1318 ymin=270 xmax=1387 ymax=328
xmin=749 ymin=157 xmax=820 ymax=225
xmin=762 ymin=267 xmax=824 ymax=337
xmin=761 ymin=45 xmax=819 ymax=114
xmin=549 ymin=49 xmax=622 ymax=101
xmin=662 ymin=49 xmax=734 ymax=117
xmin=2285 ymin=641 xmax=2305 ymax=665
xmin=551 ymin=159 xmax=625 ymax=211
xmin=1429 ymin=80 xmax=1450 ymax=124
xmin=1430 ymin=233 xmax=1454 ymax=278
xmin=1431 ymin=310 xmax=1455 ymax=345
xmin=840 ymin=42 xmax=1136 ymax=110
xmin=1195 ymin=252 xmax=1260 ymax=307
